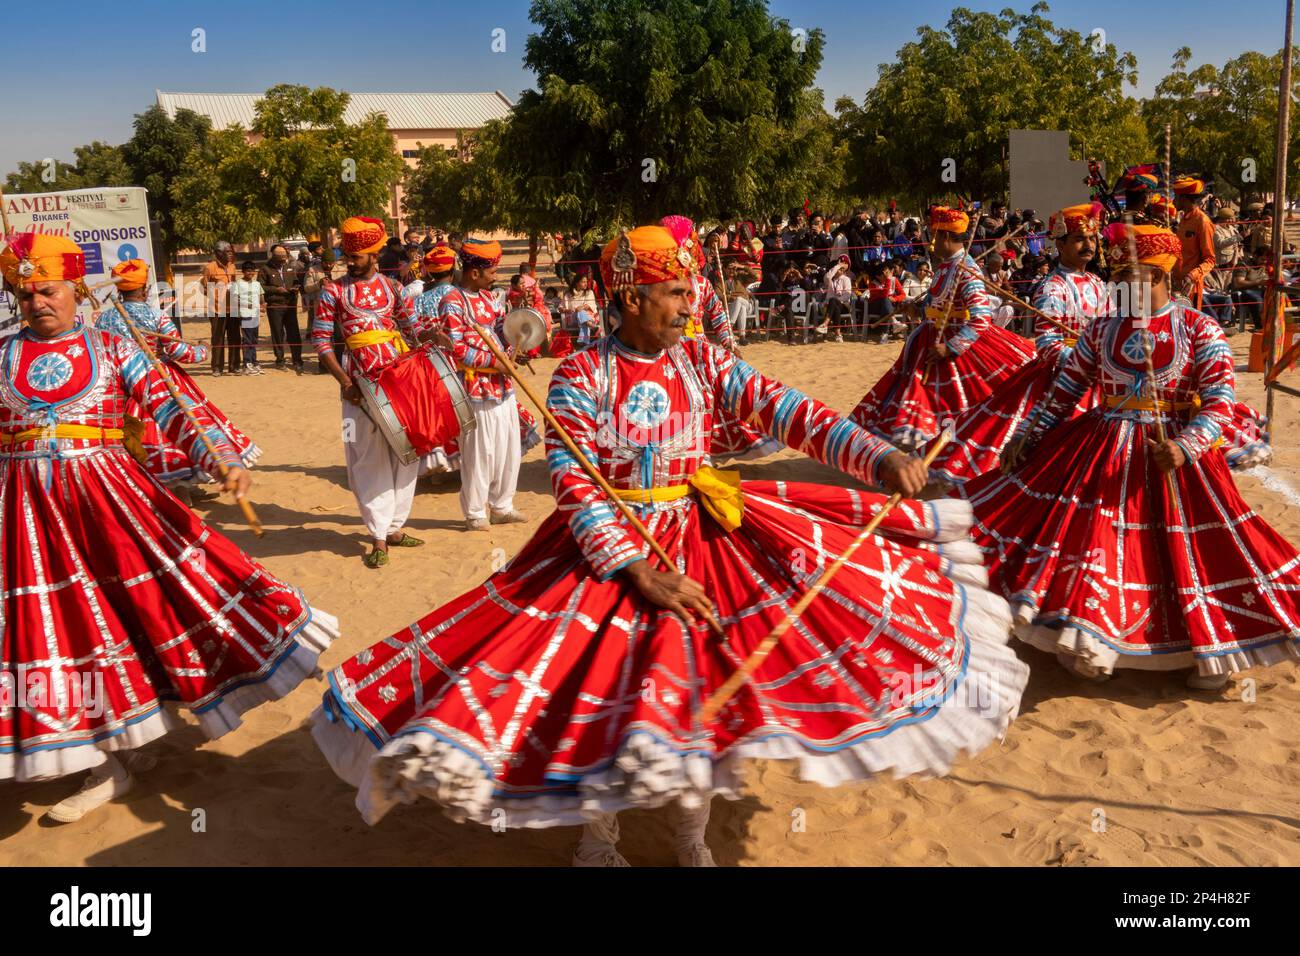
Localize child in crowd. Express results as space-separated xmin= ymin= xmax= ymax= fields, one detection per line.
xmin=231 ymin=260 xmax=264 ymax=374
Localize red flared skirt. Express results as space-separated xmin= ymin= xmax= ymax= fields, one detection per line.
xmin=961 ymin=409 xmax=1300 ymax=676
xmin=313 ymin=482 xmax=1027 ymax=828
xmin=851 ymin=324 xmax=1035 ymax=451
xmin=1 ymin=446 xmax=337 ymax=781
xmin=139 ymin=362 xmax=261 ymax=482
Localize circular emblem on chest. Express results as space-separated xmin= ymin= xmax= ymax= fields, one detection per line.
xmin=1120 ymin=329 xmax=1155 ymax=364
xmin=25 ymin=352 xmax=75 ymax=392
xmin=623 ymin=381 xmax=671 ymax=430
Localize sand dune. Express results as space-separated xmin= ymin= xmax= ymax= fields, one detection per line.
xmin=3 ymin=328 xmax=1298 ymax=866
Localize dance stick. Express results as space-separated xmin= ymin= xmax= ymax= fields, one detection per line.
xmin=695 ymin=431 xmax=952 ymax=725
xmin=712 ymin=246 xmax=733 ymax=347
xmin=953 ymin=262 xmax=1074 ymax=335
xmin=463 ymin=316 xmax=725 ymax=639
xmin=84 ymin=284 xmax=264 ymax=536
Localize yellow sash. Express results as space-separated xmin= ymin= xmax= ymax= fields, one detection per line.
xmin=345 ymin=329 xmax=409 ymax=354
xmin=1103 ymin=395 xmax=1196 ymax=412
xmin=1 ymin=425 xmax=126 ymax=445
xmin=925 ymin=305 xmax=970 ymax=324
xmin=612 ymin=466 xmax=743 ymax=532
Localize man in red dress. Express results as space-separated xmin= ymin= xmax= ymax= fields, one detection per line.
xmin=0 ymin=232 xmax=338 ymax=820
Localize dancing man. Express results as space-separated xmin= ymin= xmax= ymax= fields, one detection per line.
xmin=312 ymin=224 xmax=1027 ymax=866
xmin=437 ymin=238 xmax=527 ymax=531
xmin=313 ymin=216 xmax=424 ymax=568
xmin=0 ymin=232 xmax=338 ymax=821
xmin=661 ymin=214 xmax=781 ymax=462
xmin=927 ymin=204 xmax=1108 ymax=487
xmin=850 ymin=206 xmax=1035 ymax=451
xmin=965 ymin=223 xmax=1300 ymax=690
xmin=99 ymin=259 xmax=260 ymax=500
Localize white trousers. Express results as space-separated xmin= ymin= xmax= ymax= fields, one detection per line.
xmin=460 ymin=396 xmax=521 ymax=521
xmin=343 ymin=401 xmax=418 ymax=541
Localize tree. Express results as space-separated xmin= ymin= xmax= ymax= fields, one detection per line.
xmin=4 ymin=141 xmax=132 ymax=193
xmin=171 ymin=128 xmax=274 ymax=251
xmin=171 ymin=85 xmax=405 ymax=252
xmin=836 ymin=3 xmax=1152 ymax=205
xmin=121 ymin=105 xmax=212 ymax=266
xmin=488 ymin=0 xmax=831 ymax=233
xmin=1142 ymin=46 xmax=1300 ymax=200
xmin=247 ymin=84 xmax=405 ymax=243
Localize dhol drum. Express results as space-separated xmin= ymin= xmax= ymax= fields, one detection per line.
xmin=354 ymin=345 xmax=475 ymax=465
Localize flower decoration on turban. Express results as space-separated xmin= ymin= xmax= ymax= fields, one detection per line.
xmin=0 ymin=232 xmax=86 ymax=288
xmin=600 ymin=225 xmax=697 ymax=294
xmin=458 ymin=238 xmax=502 ymax=271
xmin=110 ymin=258 xmax=150 ymax=291
xmin=341 ymin=216 xmax=387 ymax=256
xmin=1048 ymin=202 xmax=1104 ymax=239
xmin=928 ymin=206 xmax=969 ymax=236
xmin=1104 ymin=222 xmax=1181 ymax=274
xmin=660 ymin=214 xmax=706 ymax=270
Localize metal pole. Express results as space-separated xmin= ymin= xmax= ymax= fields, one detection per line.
xmin=1266 ymin=0 xmax=1295 ymax=428
xmin=1165 ymin=123 xmax=1173 ymax=226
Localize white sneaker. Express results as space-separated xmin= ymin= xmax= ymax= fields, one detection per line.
xmin=46 ymin=765 xmax=135 ymax=823
xmin=677 ymin=841 xmax=717 ymax=867
xmin=489 ymin=510 xmax=528 ymax=525
xmin=465 ymin=517 xmax=490 ymax=531
xmin=572 ymin=845 xmax=631 ymax=867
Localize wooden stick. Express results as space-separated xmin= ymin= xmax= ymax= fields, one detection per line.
xmin=463 ymin=316 xmax=724 ymax=638
xmin=712 ymin=246 xmax=732 ymax=346
xmin=87 ymin=285 xmax=264 ymax=536
xmin=955 ymin=261 xmax=1076 ymax=336
xmin=695 ymin=432 xmax=952 ymax=725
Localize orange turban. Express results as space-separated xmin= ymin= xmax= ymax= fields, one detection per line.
xmin=1048 ymin=202 xmax=1103 ymax=239
xmin=110 ymin=258 xmax=150 ymax=291
xmin=422 ymin=244 xmax=456 ymax=272
xmin=600 ymin=226 xmax=697 ymax=293
xmin=341 ymin=216 xmax=387 ymax=255
xmin=1172 ymin=177 xmax=1205 ymax=197
xmin=1147 ymin=193 xmax=1175 ymax=220
xmin=0 ymin=232 xmax=86 ymax=288
xmin=458 ymin=238 xmax=502 ymax=270
xmin=928 ymin=206 xmax=969 ymax=235
xmin=1105 ymin=223 xmax=1181 ymax=274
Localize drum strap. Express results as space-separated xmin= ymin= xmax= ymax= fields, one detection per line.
xmin=345 ymin=329 xmax=409 ymax=354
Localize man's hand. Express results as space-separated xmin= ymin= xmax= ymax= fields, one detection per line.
xmin=341 ymin=380 xmax=361 ymax=405
xmin=877 ymin=450 xmax=928 ymax=498
xmin=1147 ymin=438 xmax=1187 ymax=472
xmin=222 ymin=466 xmax=252 ymax=500
xmin=1000 ymin=439 xmax=1028 ymax=474
xmin=929 ymin=341 xmax=953 ymax=363
xmin=624 ymin=559 xmax=720 ymax=631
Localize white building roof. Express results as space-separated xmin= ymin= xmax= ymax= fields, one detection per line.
xmin=155 ymin=90 xmax=514 ymax=131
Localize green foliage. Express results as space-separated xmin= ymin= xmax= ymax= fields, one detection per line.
xmin=1141 ymin=46 xmax=1300 ymax=199
xmin=836 ymin=4 xmax=1151 ymax=205
xmin=120 ymin=105 xmax=212 ymax=262
xmin=171 ymin=128 xmax=274 ymax=250
xmin=4 ymin=141 xmax=132 ymax=193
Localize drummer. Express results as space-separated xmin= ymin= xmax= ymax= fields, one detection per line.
xmin=437 ymin=238 xmax=527 ymax=531
xmin=312 ymin=216 xmax=425 ymax=568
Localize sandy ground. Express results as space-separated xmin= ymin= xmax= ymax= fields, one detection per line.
xmin=3 ymin=322 xmax=1300 ymax=867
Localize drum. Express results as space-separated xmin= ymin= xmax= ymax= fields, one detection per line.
xmin=503 ymin=307 xmax=550 ymax=352
xmin=354 ymin=346 xmax=475 ymax=465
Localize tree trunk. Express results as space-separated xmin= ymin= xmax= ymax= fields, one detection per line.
xmin=528 ymin=232 xmax=539 ymax=270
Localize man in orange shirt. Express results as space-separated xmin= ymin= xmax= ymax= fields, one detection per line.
xmin=1172 ymin=177 xmax=1215 ymax=309
xmin=200 ymin=241 xmax=240 ymax=375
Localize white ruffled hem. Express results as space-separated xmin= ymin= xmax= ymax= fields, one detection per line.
xmin=313 ymin=566 xmax=1026 ymax=830
xmin=1 ymin=608 xmax=338 ymax=783
xmin=1012 ymin=604 xmax=1300 ymax=677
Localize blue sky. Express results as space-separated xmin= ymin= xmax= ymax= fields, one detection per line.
xmin=1 ymin=0 xmax=1290 ymax=174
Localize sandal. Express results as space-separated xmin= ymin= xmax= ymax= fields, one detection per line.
xmin=386 ymin=532 xmax=424 ymax=548
xmin=363 ymin=549 xmax=390 ymax=569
